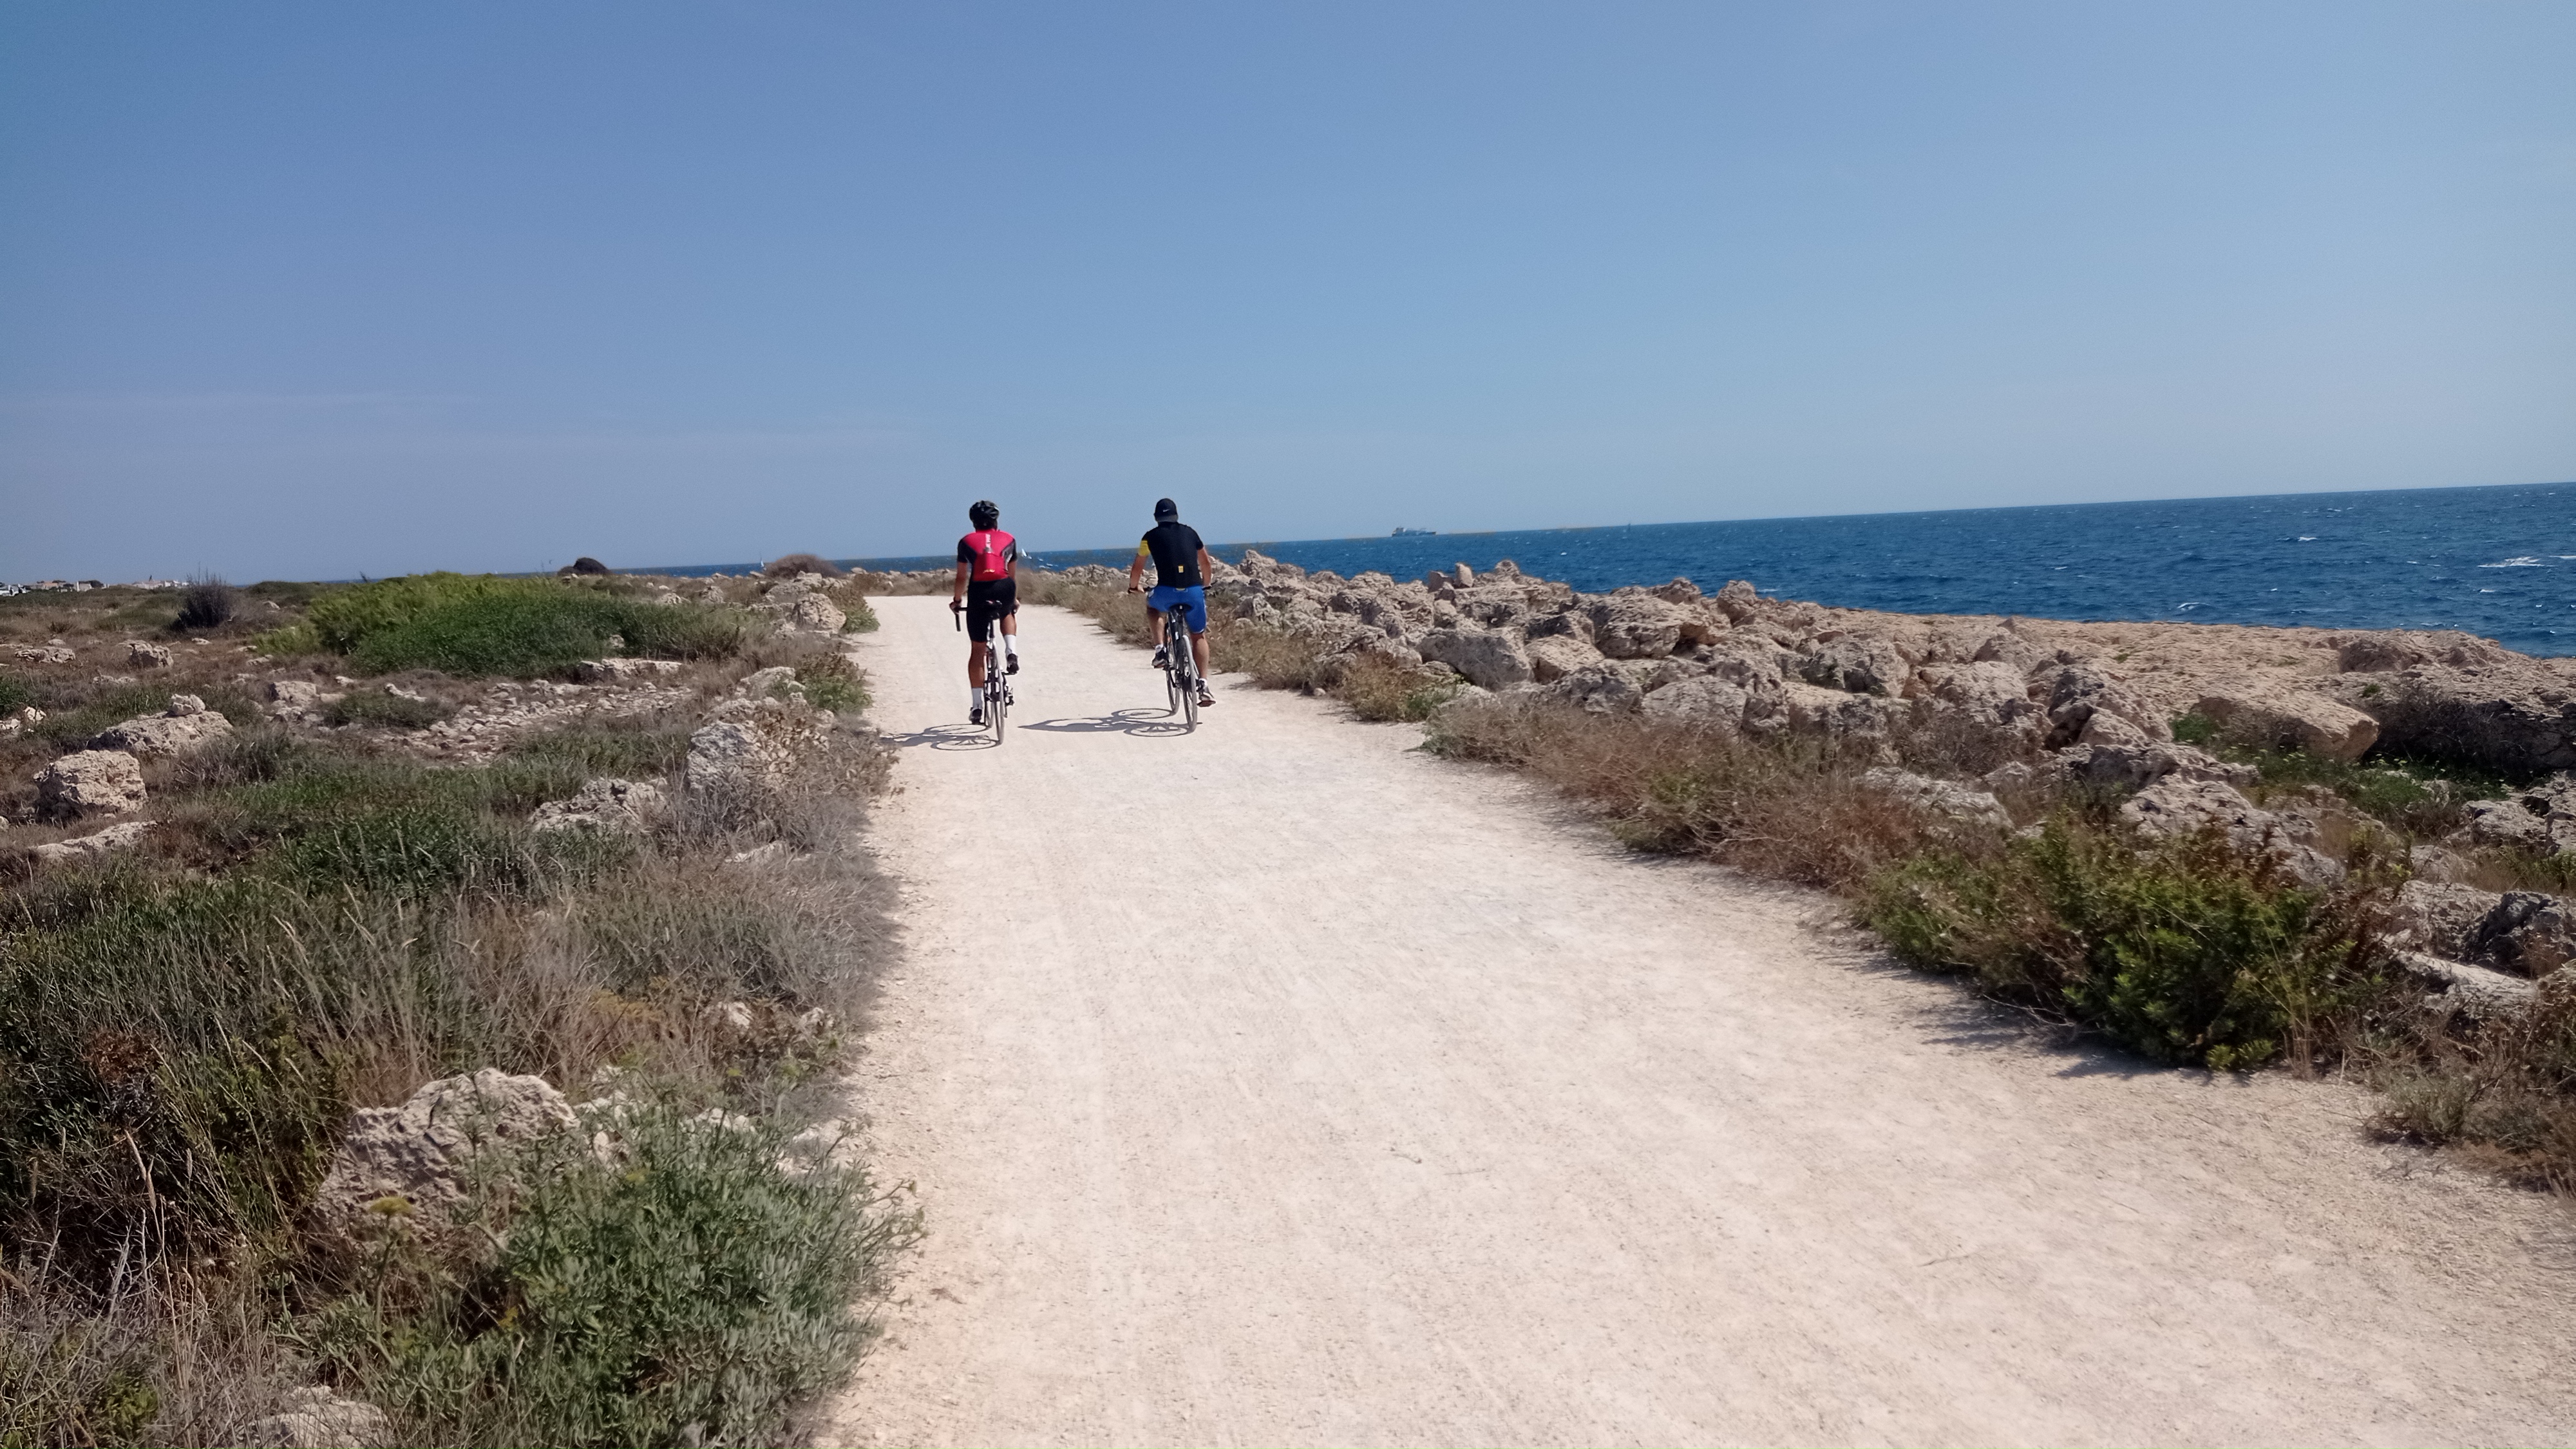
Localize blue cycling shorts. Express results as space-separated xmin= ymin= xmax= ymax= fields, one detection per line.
xmin=1147 ymin=584 xmax=1208 ymax=634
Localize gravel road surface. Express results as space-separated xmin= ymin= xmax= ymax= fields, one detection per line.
xmin=822 ymin=594 xmax=2575 ymax=1446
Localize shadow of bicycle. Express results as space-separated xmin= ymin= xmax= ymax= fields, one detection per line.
xmin=884 ymin=721 xmax=1001 ymax=751
xmin=1021 ymin=707 xmax=1193 ymax=738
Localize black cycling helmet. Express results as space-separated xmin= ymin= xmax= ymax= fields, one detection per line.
xmin=969 ymin=499 xmax=1000 ymax=529
xmin=1153 ymin=497 xmax=1179 ymax=522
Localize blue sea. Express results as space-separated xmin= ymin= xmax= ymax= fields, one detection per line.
xmin=661 ymin=483 xmax=2576 ymax=657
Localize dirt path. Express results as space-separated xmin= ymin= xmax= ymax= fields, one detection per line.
xmin=820 ymin=595 xmax=2575 ymax=1447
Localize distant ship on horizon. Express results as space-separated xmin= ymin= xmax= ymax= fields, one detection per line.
xmin=1390 ymin=526 xmax=1437 ymax=536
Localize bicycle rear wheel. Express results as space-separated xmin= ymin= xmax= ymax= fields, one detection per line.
xmin=989 ymin=679 xmax=1007 ymax=741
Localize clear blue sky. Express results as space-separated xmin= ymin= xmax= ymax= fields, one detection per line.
xmin=3 ymin=2 xmax=2570 ymax=582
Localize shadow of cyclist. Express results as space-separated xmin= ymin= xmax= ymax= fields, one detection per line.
xmin=1021 ymin=708 xmax=1193 ymax=738
xmin=883 ymin=722 xmax=1001 ymax=750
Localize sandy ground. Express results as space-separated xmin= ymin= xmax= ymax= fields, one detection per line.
xmin=819 ymin=595 xmax=2576 ymax=1448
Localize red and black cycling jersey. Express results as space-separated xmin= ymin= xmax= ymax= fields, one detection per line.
xmin=1137 ymin=522 xmax=1205 ymax=589
xmin=958 ymin=528 xmax=1019 ymax=581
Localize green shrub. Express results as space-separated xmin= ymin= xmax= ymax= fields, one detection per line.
xmin=797 ymin=658 xmax=870 ymax=715
xmin=324 ymin=688 xmax=454 ymax=730
xmin=327 ymin=1107 xmax=918 ymax=1448
xmin=0 ymin=673 xmax=32 ymax=717
xmin=1864 ymin=821 xmax=2392 ymax=1069
xmin=2170 ymin=710 xmax=2219 ymax=747
xmin=840 ymin=599 xmax=881 ymax=634
xmin=301 ymin=574 xmax=757 ymax=677
xmin=251 ymin=621 xmax=325 ymax=657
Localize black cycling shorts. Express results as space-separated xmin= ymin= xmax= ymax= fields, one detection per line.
xmin=964 ymin=578 xmax=1018 ymax=639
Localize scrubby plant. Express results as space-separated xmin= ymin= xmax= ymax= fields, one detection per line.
xmin=320 ymin=1104 xmax=916 ymax=1448
xmin=1863 ymin=821 xmax=2396 ymax=1070
xmin=796 ymin=656 xmax=870 ymax=714
xmin=840 ymin=598 xmax=881 ymax=634
xmin=173 ymin=575 xmax=240 ymax=632
xmin=0 ymin=674 xmax=33 ymax=717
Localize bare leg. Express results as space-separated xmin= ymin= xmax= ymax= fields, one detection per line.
xmin=1190 ymin=630 xmax=1211 ymax=685
xmin=968 ymin=640 xmax=987 ymax=689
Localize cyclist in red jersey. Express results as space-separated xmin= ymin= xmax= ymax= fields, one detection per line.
xmin=949 ymin=500 xmax=1021 ymax=726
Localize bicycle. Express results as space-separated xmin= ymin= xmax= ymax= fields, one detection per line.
xmin=952 ymin=605 xmax=1013 ymax=742
xmin=1155 ymin=601 xmax=1199 ymax=730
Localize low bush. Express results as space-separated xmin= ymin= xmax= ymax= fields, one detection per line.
xmin=797 ymin=656 xmax=870 ymax=714
xmin=173 ymin=576 xmax=240 ymax=632
xmin=295 ymin=574 xmax=759 ymax=677
xmin=840 ymin=598 xmax=882 ymax=634
xmin=1864 ymin=822 xmax=2396 ymax=1070
xmin=319 ymin=1105 xmax=916 ymax=1448
xmin=0 ymin=674 xmax=33 ymax=717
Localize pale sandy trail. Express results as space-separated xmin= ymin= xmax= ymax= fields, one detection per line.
xmin=820 ymin=595 xmax=2575 ymax=1448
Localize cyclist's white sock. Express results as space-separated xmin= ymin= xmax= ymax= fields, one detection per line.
xmin=967 ymin=686 xmax=982 ymax=715
xmin=1004 ymin=637 xmax=1021 ymax=659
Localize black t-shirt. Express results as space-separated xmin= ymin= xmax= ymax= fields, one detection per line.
xmin=1138 ymin=522 xmax=1206 ymax=589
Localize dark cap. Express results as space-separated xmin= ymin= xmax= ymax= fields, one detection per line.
xmin=1153 ymin=497 xmax=1179 ymax=521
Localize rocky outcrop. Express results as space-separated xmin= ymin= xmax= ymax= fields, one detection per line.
xmin=30 ymin=820 xmax=154 ymax=864
xmin=1797 ymin=634 xmax=1907 ymax=696
xmin=1417 ymin=627 xmax=1531 ymax=690
xmin=314 ymin=1070 xmax=579 ymax=1236
xmin=2194 ymin=688 xmax=2378 ymax=762
xmin=12 ymin=643 xmax=73 ymax=665
xmin=755 ymin=577 xmax=849 ymax=634
xmin=2119 ymin=774 xmax=2343 ymax=885
xmin=530 ymin=778 xmax=667 ymax=835
xmin=90 ymin=695 xmax=233 ymax=757
xmin=687 ymin=721 xmax=783 ymax=793
xmin=2329 ymin=642 xmax=2576 ymax=777
xmin=35 ymin=750 xmax=146 ymax=820
xmin=126 ymin=640 xmax=173 ymax=668
xmin=241 ymin=1387 xmax=392 ymax=1449
xmin=0 ymin=705 xmax=42 ymax=740
xmin=573 ymin=657 xmax=683 ymax=684
xmin=1861 ymin=767 xmax=2011 ymax=829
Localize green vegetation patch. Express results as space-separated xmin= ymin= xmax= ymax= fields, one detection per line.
xmin=324 ymin=1107 xmax=917 ymax=1448
xmin=1864 ymin=820 xmax=2394 ymax=1070
xmin=293 ymin=573 xmax=758 ymax=677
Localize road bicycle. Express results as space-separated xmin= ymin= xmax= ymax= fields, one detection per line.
xmin=953 ymin=605 xmax=1013 ymax=742
xmin=1156 ymin=602 xmax=1200 ymax=730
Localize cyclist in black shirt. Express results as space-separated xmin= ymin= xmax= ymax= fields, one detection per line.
xmin=1124 ymin=497 xmax=1217 ymax=709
